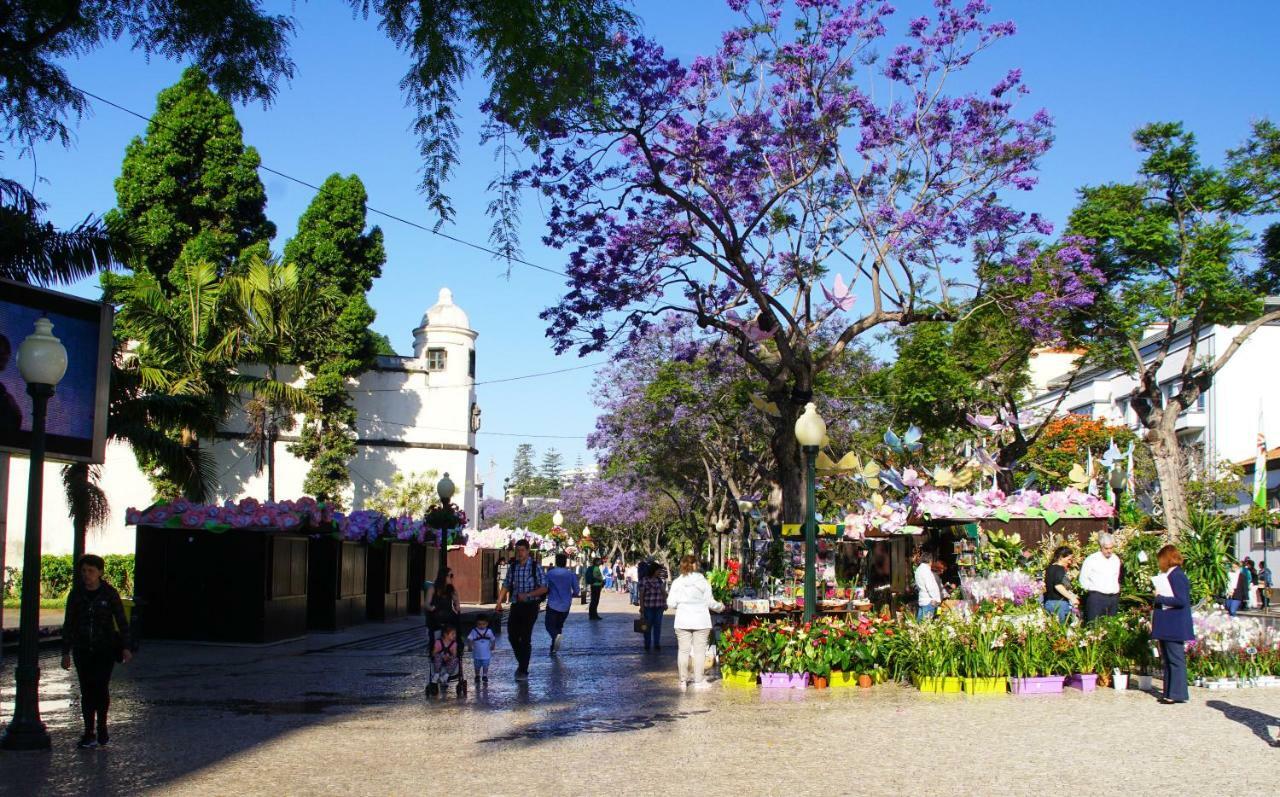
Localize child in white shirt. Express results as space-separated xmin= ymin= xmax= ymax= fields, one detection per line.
xmin=467 ymin=615 xmax=496 ymax=684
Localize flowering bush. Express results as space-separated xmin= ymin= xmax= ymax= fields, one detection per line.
xmin=1186 ymin=609 xmax=1280 ymax=681
xmin=707 ymin=559 xmax=741 ymax=604
xmin=961 ymin=571 xmax=1043 ymax=607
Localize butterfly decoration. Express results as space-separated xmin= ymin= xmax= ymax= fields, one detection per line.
xmin=725 ymin=310 xmax=775 ymax=344
xmin=749 ymin=393 xmax=781 ymax=418
xmin=900 ymin=467 xmax=926 ymax=489
xmin=883 ymin=425 xmax=922 ymax=454
xmin=973 ymin=448 xmax=1001 ymax=474
xmin=820 ymin=273 xmax=856 ymax=312
xmin=1100 ymin=438 xmax=1123 ymax=469
xmin=817 ymin=451 xmax=881 ymax=489
xmin=966 ymin=412 xmax=1006 ymax=433
xmin=1067 ymin=462 xmax=1093 ymax=491
xmin=999 ymin=408 xmax=1037 ymax=429
xmin=931 ymin=466 xmax=958 ymax=489
xmin=877 ymin=467 xmax=906 ymax=493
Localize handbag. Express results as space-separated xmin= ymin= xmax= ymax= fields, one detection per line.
xmin=633 ymin=618 xmax=649 ymax=633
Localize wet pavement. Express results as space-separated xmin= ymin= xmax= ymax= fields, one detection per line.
xmin=2 ymin=591 xmax=1279 ymax=796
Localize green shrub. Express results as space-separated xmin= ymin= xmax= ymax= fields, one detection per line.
xmin=5 ymin=554 xmax=135 ymax=600
xmin=40 ymin=555 xmax=75 ymax=598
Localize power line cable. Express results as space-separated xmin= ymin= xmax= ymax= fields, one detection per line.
xmin=356 ymin=414 xmax=587 ymax=439
xmin=354 ymin=359 xmax=607 ymax=392
xmin=72 ymin=85 xmax=568 ymax=278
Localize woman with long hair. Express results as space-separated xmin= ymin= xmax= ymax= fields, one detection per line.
xmin=425 ymin=568 xmax=460 ymax=650
xmin=1042 ymin=546 xmax=1080 ymax=623
xmin=1151 ymin=545 xmax=1194 ymax=704
xmin=666 ymin=554 xmax=724 ymax=690
xmin=61 ymin=554 xmax=134 ymax=749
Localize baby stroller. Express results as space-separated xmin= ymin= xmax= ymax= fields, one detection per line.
xmin=426 ymin=633 xmax=467 ymax=697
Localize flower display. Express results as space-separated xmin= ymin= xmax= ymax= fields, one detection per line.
xmin=126 ymin=497 xmax=333 ymax=532
xmin=961 ymin=571 xmax=1044 ymax=607
xmin=913 ymin=487 xmax=1114 ymax=522
xmin=1186 ymin=609 xmax=1280 ymax=681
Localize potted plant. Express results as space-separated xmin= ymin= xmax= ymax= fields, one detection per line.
xmin=1066 ymin=627 xmax=1102 ymax=692
xmin=719 ymin=625 xmax=759 ymax=687
xmin=911 ymin=620 xmax=962 ymax=693
xmin=1008 ymin=619 xmax=1065 ymax=695
xmin=759 ymin=622 xmax=809 ymax=688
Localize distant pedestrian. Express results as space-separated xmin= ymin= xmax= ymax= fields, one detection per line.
xmin=496 ymin=556 xmax=510 ymax=598
xmin=1042 ymin=546 xmax=1080 ymax=623
xmin=613 ymin=562 xmax=625 ymax=592
xmin=61 ymin=555 xmax=134 ymax=749
xmin=667 ymin=555 xmax=724 ymax=690
xmin=495 ymin=540 xmax=547 ymax=680
xmin=631 ymin=560 xmax=648 ymax=606
xmin=639 ymin=563 xmax=668 ymax=651
xmin=577 ymin=560 xmax=589 ymax=605
xmin=544 ymin=553 xmax=580 ymax=654
xmin=425 ymin=568 xmax=460 ymax=650
xmin=1243 ymin=558 xmax=1260 ymax=608
xmin=429 ymin=626 xmax=460 ymax=696
xmin=586 ymin=557 xmax=605 ymax=620
xmin=1226 ymin=560 xmax=1251 ymax=616
xmin=625 ymin=562 xmax=638 ymax=601
xmin=467 ymin=615 xmax=496 ymax=685
xmin=1152 ymin=545 xmax=1193 ymax=704
xmin=914 ymin=551 xmax=942 ymax=621
xmin=1261 ymin=562 xmax=1273 ymax=609
xmin=1079 ymin=532 xmax=1121 ymax=623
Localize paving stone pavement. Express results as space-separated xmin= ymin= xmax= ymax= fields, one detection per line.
xmin=1 ymin=590 xmax=1278 ymax=797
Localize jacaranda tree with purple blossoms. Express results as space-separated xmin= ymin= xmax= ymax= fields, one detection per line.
xmin=524 ymin=0 xmax=1089 ymax=520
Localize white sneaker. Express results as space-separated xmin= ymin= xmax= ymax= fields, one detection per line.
xmin=678 ymin=680 xmax=688 ymax=690
xmin=552 ymin=633 xmax=562 ymax=653
xmin=691 ymin=681 xmax=712 ymax=691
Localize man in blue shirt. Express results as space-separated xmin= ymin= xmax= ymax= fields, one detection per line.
xmin=544 ymin=553 xmax=579 ymax=655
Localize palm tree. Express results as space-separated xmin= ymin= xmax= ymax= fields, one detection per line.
xmin=227 ymin=259 xmax=332 ymax=500
xmin=0 ymin=177 xmax=121 ymax=285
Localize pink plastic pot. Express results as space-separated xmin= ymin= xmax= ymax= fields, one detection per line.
xmin=1009 ymin=676 xmax=1065 ymax=695
xmin=760 ymin=672 xmax=810 ymax=689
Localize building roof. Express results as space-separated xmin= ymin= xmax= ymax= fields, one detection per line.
xmin=1040 ymin=297 xmax=1280 ymax=394
xmin=420 ymin=287 xmax=471 ymax=330
xmin=1238 ymin=446 xmax=1280 ymax=474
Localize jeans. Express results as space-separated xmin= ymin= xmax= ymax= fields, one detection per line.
xmin=916 ymin=604 xmax=937 ymax=622
xmin=1083 ymin=592 xmax=1119 ymax=624
xmin=1225 ymin=598 xmax=1241 ymax=616
xmin=642 ymin=607 xmax=664 ymax=648
xmin=630 ymin=582 xmax=639 ymax=605
xmin=507 ymin=602 xmax=540 ymax=672
xmin=675 ymin=627 xmax=711 ymax=684
xmin=1043 ymin=599 xmax=1072 ymax=624
xmin=1159 ymin=640 xmax=1188 ymax=702
xmin=589 ymin=585 xmax=603 ymax=618
xmin=544 ymin=607 xmax=569 ymax=644
xmin=73 ymin=647 xmax=115 ymax=736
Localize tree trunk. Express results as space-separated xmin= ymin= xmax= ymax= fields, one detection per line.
xmin=1148 ymin=416 xmax=1190 ymax=539
xmin=769 ymin=398 xmax=805 ymax=523
xmin=267 ymin=419 xmax=277 ymax=503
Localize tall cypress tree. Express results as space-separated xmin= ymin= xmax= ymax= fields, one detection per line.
xmin=284 ymin=174 xmax=386 ymax=505
xmin=105 ymin=66 xmax=274 ymax=291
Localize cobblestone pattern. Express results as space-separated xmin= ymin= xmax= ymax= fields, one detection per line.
xmin=1 ymin=592 xmax=1277 ymax=796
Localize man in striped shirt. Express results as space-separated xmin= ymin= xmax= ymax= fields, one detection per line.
xmin=495 ymin=540 xmax=547 ymax=680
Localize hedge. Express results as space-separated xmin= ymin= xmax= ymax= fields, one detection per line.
xmin=2 ymin=554 xmax=135 ymax=600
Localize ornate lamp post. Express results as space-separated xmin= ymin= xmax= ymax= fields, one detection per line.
xmin=434 ymin=472 xmax=464 ymax=695
xmin=794 ymin=403 xmax=826 ymax=623
xmin=737 ymin=498 xmax=755 ymax=581
xmin=2 ymin=317 xmax=68 ymax=751
xmin=714 ymin=518 xmax=730 ymax=568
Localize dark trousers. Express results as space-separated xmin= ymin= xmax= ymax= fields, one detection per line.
xmin=589 ymin=585 xmax=603 ymax=618
xmin=73 ymin=648 xmax=115 ymax=734
xmin=1083 ymin=592 xmax=1118 ymax=623
xmin=508 ymin=602 xmax=539 ymax=672
xmin=1159 ymin=640 xmax=1188 ymax=702
xmin=642 ymin=607 xmax=664 ymax=648
xmin=544 ymin=607 xmax=569 ymax=643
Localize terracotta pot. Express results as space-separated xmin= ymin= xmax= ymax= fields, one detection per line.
xmin=857 ymin=674 xmax=873 ymax=688
xmin=812 ymin=675 xmax=829 ymax=689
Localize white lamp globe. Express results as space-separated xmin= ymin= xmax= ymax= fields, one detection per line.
xmin=794 ymin=402 xmax=827 ymax=447
xmin=582 ymin=525 xmax=591 ymax=538
xmin=436 ymin=472 xmax=455 ymax=503
xmin=17 ymin=317 xmax=68 ymax=387
xmin=553 ymin=509 xmax=564 ymax=527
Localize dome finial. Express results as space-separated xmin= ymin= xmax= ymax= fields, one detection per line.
xmin=438 ymin=287 xmax=453 ymax=305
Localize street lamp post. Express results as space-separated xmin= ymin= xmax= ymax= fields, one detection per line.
xmin=714 ymin=518 xmax=730 ymax=568
xmin=736 ymin=499 xmax=754 ymax=575
xmin=2 ymin=317 xmax=68 ymax=751
xmin=435 ymin=472 xmax=463 ymax=695
xmin=1108 ymin=467 xmax=1127 ymax=533
xmin=794 ymin=403 xmax=826 ymax=624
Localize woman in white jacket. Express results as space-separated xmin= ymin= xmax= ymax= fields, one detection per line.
xmin=667 ymin=554 xmax=725 ymax=690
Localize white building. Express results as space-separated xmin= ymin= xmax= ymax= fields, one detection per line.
xmin=2 ymin=287 xmax=480 ymax=563
xmin=1025 ymin=306 xmax=1280 ymax=569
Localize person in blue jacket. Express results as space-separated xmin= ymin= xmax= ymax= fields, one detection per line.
xmin=1151 ymin=544 xmax=1194 ymax=704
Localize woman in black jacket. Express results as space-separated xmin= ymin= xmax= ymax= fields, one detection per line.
xmin=61 ymin=555 xmax=134 ymax=749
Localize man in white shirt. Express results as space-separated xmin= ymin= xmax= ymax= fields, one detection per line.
xmin=1078 ymin=532 xmax=1122 ymax=623
xmin=914 ymin=551 xmax=943 ymax=621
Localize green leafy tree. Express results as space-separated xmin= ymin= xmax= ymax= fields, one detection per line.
xmin=509 ymin=443 xmax=538 ymax=496
xmin=284 ymin=174 xmax=386 ymax=505
xmin=0 ymin=0 xmax=295 ymax=148
xmin=228 ymin=259 xmax=332 ymax=500
xmin=366 ymin=470 xmax=441 ymax=517
xmin=538 ymin=448 xmax=565 ymax=496
xmin=1066 ymin=121 xmax=1280 ymax=536
xmin=104 ymin=66 xmax=274 ymax=291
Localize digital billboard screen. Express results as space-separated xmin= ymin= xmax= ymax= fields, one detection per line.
xmin=0 ymin=279 xmax=112 ymax=463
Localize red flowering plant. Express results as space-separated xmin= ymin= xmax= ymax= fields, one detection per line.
xmin=720 ymin=623 xmax=764 ymax=675
xmin=707 ymin=559 xmax=742 ymax=605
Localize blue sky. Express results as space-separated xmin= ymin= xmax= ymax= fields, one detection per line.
xmin=7 ymin=1 xmax=1279 ymax=491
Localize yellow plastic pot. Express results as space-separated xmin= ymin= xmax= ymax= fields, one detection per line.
xmin=721 ymin=669 xmax=758 ymax=688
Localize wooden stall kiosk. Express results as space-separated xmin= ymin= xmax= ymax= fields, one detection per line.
xmin=307 ymin=537 xmax=368 ymax=632
xmin=134 ymin=526 xmax=309 ymax=644
xmin=366 ymin=541 xmax=411 ymax=622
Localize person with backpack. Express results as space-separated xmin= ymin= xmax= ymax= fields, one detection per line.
xmin=60 ymin=554 xmax=134 ymax=749
xmin=495 ymin=540 xmax=547 ymax=680
xmin=585 ymin=557 xmax=606 ymax=620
